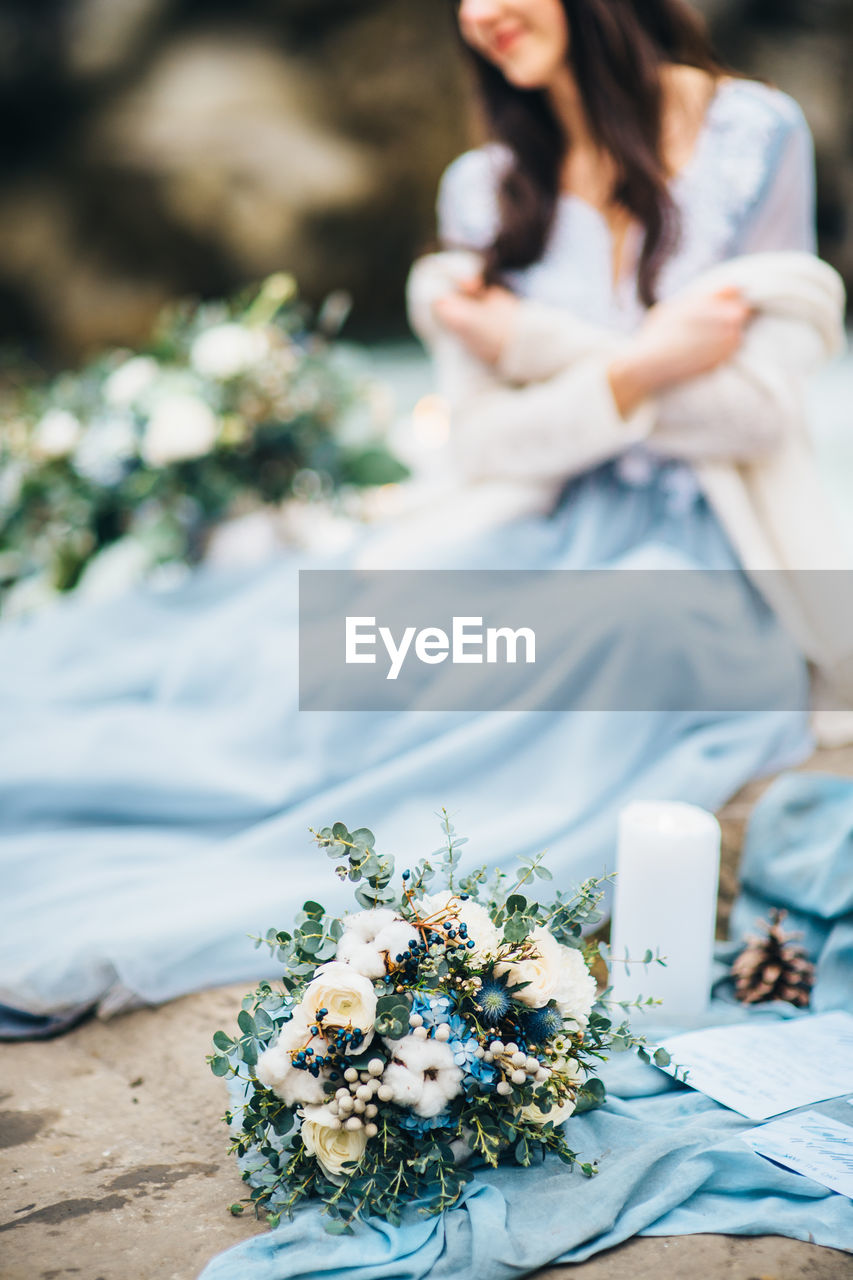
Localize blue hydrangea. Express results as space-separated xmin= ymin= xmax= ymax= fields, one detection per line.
xmin=395 ymin=1109 xmax=454 ymax=1134
xmin=410 ymin=991 xmax=455 ymax=1028
xmin=409 ymin=993 xmax=497 ymax=1090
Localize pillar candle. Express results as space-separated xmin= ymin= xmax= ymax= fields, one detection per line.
xmin=609 ymin=801 xmax=721 ymax=1020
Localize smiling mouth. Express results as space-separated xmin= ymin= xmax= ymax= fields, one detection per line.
xmin=493 ymin=27 xmax=524 ymax=55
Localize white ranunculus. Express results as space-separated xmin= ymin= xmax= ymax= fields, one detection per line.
xmin=31 ymin=409 xmax=82 ymax=459
xmin=255 ymin=1010 xmax=327 ymax=1107
xmin=141 ymin=395 xmax=218 ymax=467
xmin=382 ymin=1034 xmax=463 ymax=1118
xmin=301 ymin=1110 xmax=367 ymax=1181
xmin=190 ymin=323 xmax=269 ymax=380
xmin=335 ymin=908 xmax=401 ymax=979
xmin=521 ymin=1057 xmax=583 ymax=1126
xmin=417 ymin=891 xmax=501 ymax=963
xmin=300 ymin=961 xmax=377 ymax=1050
xmin=494 ymin=926 xmax=564 ymax=1009
xmin=103 ymin=356 xmax=159 ymax=408
xmin=553 ymin=944 xmax=597 ymax=1030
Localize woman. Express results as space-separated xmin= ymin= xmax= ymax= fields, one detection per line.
xmin=0 ymin=0 xmax=845 ymax=1032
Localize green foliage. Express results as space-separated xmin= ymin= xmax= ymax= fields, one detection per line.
xmin=0 ymin=273 xmax=408 ymax=614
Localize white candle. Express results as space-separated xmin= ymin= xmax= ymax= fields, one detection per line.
xmin=609 ymin=801 xmax=721 ymax=1021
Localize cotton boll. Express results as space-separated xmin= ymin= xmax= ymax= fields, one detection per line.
xmin=373 ymin=919 xmax=421 ymax=965
xmin=256 ymin=1012 xmax=327 ymax=1107
xmin=382 ymin=1035 xmax=463 ymax=1119
xmin=417 ymin=891 xmax=501 ymax=962
xmin=335 ymin=907 xmax=400 ymax=979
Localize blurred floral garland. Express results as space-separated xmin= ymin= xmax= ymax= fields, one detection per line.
xmin=0 ymin=273 xmax=408 ymax=615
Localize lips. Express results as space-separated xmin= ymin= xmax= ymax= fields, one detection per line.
xmin=493 ymin=26 xmax=523 ymax=55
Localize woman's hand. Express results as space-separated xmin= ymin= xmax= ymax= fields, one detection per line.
xmin=608 ymin=286 xmax=753 ymax=418
xmin=431 ymin=274 xmax=521 ymax=366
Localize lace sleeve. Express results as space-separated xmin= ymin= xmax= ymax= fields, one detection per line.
xmin=733 ymin=103 xmax=817 ymax=255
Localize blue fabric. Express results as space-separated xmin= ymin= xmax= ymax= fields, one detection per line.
xmin=198 ymin=774 xmax=853 ymax=1280
xmin=0 ymin=457 xmax=812 ymax=1021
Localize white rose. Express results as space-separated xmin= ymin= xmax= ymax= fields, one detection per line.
xmin=417 ymin=891 xmax=501 ymax=963
xmin=553 ymin=944 xmax=597 ymax=1030
xmin=103 ymin=356 xmax=159 ymax=408
xmin=521 ymin=1057 xmax=584 ymax=1126
xmin=141 ymin=395 xmax=218 ymax=466
xmin=255 ymin=1010 xmax=327 ymax=1107
xmin=300 ymin=961 xmax=377 ymax=1050
xmin=301 ymin=1110 xmax=367 ymax=1181
xmin=190 ymin=323 xmax=269 ymax=380
xmin=32 ymin=409 xmax=82 ymax=459
xmin=494 ymin=926 xmax=563 ymax=1009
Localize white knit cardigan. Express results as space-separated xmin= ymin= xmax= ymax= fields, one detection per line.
xmin=393 ymin=247 xmax=853 ymax=733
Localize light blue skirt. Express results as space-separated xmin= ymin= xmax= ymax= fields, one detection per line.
xmin=0 ymin=453 xmax=813 ymax=1024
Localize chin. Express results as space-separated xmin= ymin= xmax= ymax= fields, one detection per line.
xmin=494 ymin=48 xmax=563 ymax=91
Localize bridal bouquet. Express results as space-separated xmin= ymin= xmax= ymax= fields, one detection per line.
xmin=209 ymin=816 xmax=665 ymax=1230
xmin=0 ymin=272 xmax=406 ymax=614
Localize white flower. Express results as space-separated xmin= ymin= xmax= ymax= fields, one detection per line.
xmin=255 ymin=1010 xmax=328 ymax=1108
xmin=382 ymin=1034 xmax=463 ymax=1118
xmin=494 ymin=929 xmax=595 ymax=1017
xmin=300 ymin=961 xmax=377 ymax=1050
xmin=31 ymin=409 xmax=82 ymax=460
xmin=552 ymin=944 xmax=597 ymax=1030
xmin=301 ymin=1109 xmax=367 ymax=1181
xmin=335 ymin=908 xmax=401 ymax=979
xmin=494 ymin=926 xmax=563 ymax=1009
xmin=103 ymin=356 xmax=159 ymax=408
xmin=190 ymin=323 xmax=269 ymax=380
xmin=141 ymin=395 xmax=218 ymax=467
xmin=521 ymin=1057 xmax=584 ymax=1127
xmin=72 ymin=417 xmax=138 ymax=485
xmin=417 ymin=891 xmax=500 ymax=963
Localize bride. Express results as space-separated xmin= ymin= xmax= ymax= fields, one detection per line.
xmin=0 ymin=0 xmax=846 ymax=1034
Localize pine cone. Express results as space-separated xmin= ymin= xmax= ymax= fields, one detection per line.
xmin=730 ymin=909 xmax=815 ymax=1007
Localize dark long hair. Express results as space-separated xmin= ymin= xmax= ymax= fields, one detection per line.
xmin=449 ymin=0 xmax=725 ymax=305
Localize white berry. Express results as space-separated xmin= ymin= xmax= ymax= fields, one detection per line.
xmin=377 ymin=1084 xmax=393 ymax=1102
xmin=364 ymin=1123 xmax=378 ymax=1138
xmin=511 ymin=1069 xmax=526 ymax=1085
xmin=344 ymin=1067 xmax=358 ymax=1083
xmin=367 ymin=1059 xmax=384 ymax=1076
xmin=409 ymin=1013 xmax=424 ymax=1028
xmin=345 ymin=1116 xmax=362 ymax=1130
xmin=496 ymin=1080 xmax=512 ymax=1096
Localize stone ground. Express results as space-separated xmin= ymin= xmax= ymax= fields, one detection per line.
xmin=3 ymin=747 xmax=853 ymax=1280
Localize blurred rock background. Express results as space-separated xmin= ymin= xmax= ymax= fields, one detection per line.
xmin=0 ymin=0 xmax=849 ymax=364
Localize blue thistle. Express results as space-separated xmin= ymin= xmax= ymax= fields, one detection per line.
xmin=476 ymin=975 xmax=512 ymax=1026
xmin=522 ymin=1002 xmax=563 ymax=1044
